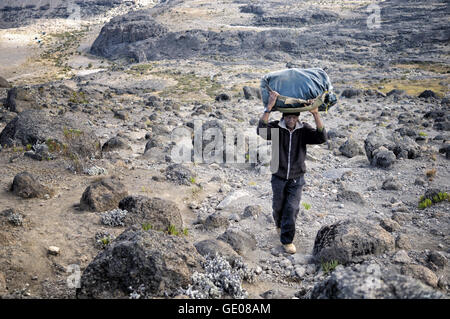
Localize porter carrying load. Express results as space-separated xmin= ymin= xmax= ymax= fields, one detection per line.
xmin=260 ymin=68 xmax=337 ymax=113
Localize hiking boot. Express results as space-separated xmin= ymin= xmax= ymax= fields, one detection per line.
xmin=283 ymin=243 xmax=296 ymax=254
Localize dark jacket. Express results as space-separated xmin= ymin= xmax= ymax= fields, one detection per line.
xmin=257 ymin=118 xmax=327 ymax=179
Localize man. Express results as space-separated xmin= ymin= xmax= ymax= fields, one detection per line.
xmin=257 ymin=90 xmax=327 ymax=254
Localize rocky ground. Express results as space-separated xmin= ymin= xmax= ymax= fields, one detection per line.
xmin=0 ymin=0 xmax=449 ymax=299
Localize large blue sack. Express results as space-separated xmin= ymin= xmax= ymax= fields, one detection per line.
xmin=260 ymin=68 xmax=335 ymax=111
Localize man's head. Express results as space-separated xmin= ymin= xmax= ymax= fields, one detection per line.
xmin=283 ymin=112 xmax=300 ymax=130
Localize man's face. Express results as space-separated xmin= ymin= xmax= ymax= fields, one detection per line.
xmin=284 ymin=114 xmax=299 ymax=130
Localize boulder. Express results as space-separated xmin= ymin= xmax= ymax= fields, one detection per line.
xmin=102 ymin=136 xmax=131 ymax=152
xmin=418 ymin=90 xmax=438 ymax=99
xmin=76 ymin=227 xmax=204 ymax=298
xmin=338 ymin=138 xmax=363 ymax=158
xmin=381 ymin=177 xmax=402 ymax=191
xmin=165 ymin=164 xmax=196 ymax=186
xmin=310 ymin=263 xmax=443 ymax=299
xmin=371 ymin=146 xmax=396 ymax=169
xmin=5 ymin=87 xmax=39 ymax=113
xmin=401 ymin=264 xmax=439 ymax=288
xmin=0 ymin=76 xmax=10 ymax=88
xmin=312 ymin=219 xmax=395 ymax=265
xmin=336 ymin=189 xmax=366 ymax=205
xmin=340 ymin=88 xmax=363 ymax=98
xmin=10 ymin=171 xmax=53 ymax=199
xmin=118 ymin=195 xmax=183 ymax=231
xmin=194 ymin=239 xmax=241 ymax=264
xmin=79 ymin=177 xmax=128 ymax=212
xmin=242 ymin=205 xmax=262 ymax=219
xmin=242 ymin=86 xmax=261 ymax=100
xmin=204 ymin=211 xmax=229 ymax=230
xmin=217 ymin=228 xmax=257 ymax=255
xmin=0 ymin=110 xmax=101 ymax=159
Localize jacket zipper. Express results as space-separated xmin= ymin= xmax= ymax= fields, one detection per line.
xmin=287 ymin=131 xmax=292 ymax=179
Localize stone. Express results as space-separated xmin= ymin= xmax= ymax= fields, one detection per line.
xmin=194 ymin=239 xmax=241 ymax=264
xmin=312 ymin=219 xmax=395 ymax=265
xmin=395 ymin=234 xmax=412 ymax=250
xmin=242 ymin=86 xmax=261 ymax=100
xmin=165 ymin=164 xmax=196 ymax=186
xmin=427 ymin=251 xmax=447 ymax=269
xmin=371 ymin=147 xmax=396 ymax=169
xmin=118 ymin=195 xmax=183 ymax=231
xmin=392 ymin=250 xmax=412 ymax=264
xmin=0 ymin=110 xmax=101 ymax=160
xmin=77 ymin=227 xmax=204 ymax=298
xmin=418 ymin=90 xmax=437 ymax=99
xmin=48 ymin=246 xmax=60 ymax=256
xmin=338 ymin=138 xmax=363 ymax=158
xmin=10 ymin=171 xmax=52 ymax=199
xmin=242 ymin=205 xmax=262 ymax=219
xmin=401 ymin=265 xmax=438 ymax=288
xmin=102 ymin=136 xmax=131 ymax=152
xmin=79 ymin=176 xmax=128 ymax=212
xmin=0 ymin=76 xmax=10 ymax=88
xmin=381 ymin=177 xmax=402 ymax=191
xmin=341 ymin=88 xmax=363 ymax=98
xmin=379 ymin=218 xmax=401 ymax=233
xmin=336 ymin=189 xmax=366 ymax=205
xmin=204 ymin=211 xmax=229 ymax=230
xmin=311 ymin=263 xmax=443 ymax=299
xmin=218 ymin=228 xmax=257 ymax=255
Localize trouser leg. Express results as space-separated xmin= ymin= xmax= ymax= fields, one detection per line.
xmin=271 ymin=174 xmax=286 ymax=229
xmin=280 ymin=178 xmax=304 ymax=245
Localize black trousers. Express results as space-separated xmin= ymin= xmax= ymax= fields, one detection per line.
xmin=271 ymin=174 xmax=305 ymax=245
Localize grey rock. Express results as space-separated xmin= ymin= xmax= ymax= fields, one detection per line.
xmin=194 ymin=239 xmax=241 ymax=264
xmin=382 ymin=177 xmax=402 ymax=191
xmin=341 ymin=88 xmax=363 ymax=98
xmin=242 ymin=205 xmax=262 ymax=219
xmin=371 ymin=147 xmax=396 ymax=169
xmin=80 ymin=176 xmax=128 ymax=212
xmin=11 ymin=171 xmax=52 ymax=199
xmin=0 ymin=76 xmax=10 ymax=88
xmin=5 ymin=87 xmax=39 ymax=113
xmin=311 ymin=263 xmax=443 ymax=299
xmin=338 ymin=138 xmax=363 ymax=158
xmin=392 ymin=250 xmax=412 ymax=264
xmin=336 ymin=189 xmax=366 ymax=205
xmin=118 ymin=195 xmax=183 ymax=231
xmin=418 ymin=90 xmax=438 ymax=99
xmin=395 ymin=234 xmax=412 ymax=250
xmin=218 ymin=228 xmax=257 ymax=255
xmin=401 ymin=264 xmax=438 ymax=288
xmin=77 ymin=227 xmax=204 ymax=298
xmin=102 ymin=136 xmax=131 ymax=152
xmin=379 ymin=218 xmax=401 ymax=233
xmin=312 ymin=218 xmax=395 ymax=265
xmin=165 ymin=164 xmax=196 ymax=186
xmin=0 ymin=110 xmax=101 ymax=160
xmin=204 ymin=211 xmax=229 ymax=230
xmin=427 ymin=251 xmax=447 ymax=269
xmin=242 ymin=86 xmax=261 ymax=100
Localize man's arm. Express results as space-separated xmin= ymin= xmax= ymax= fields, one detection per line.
xmin=260 ymin=91 xmax=279 ymax=123
xmin=310 ymin=108 xmax=324 ymax=131
xmin=302 ymin=107 xmax=327 ymax=144
xmin=257 ymin=90 xmax=280 ymax=140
